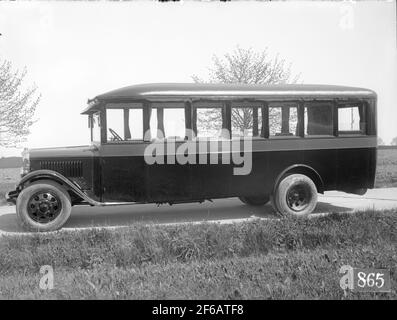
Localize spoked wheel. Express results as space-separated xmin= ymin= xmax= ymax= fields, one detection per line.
xmin=27 ymin=191 xmax=62 ymax=224
xmin=272 ymin=174 xmax=318 ymax=217
xmin=16 ymin=180 xmax=72 ymax=232
xmin=239 ymin=195 xmax=270 ymax=206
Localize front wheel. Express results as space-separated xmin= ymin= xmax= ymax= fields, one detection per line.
xmin=16 ymin=181 xmax=72 ymax=232
xmin=272 ymin=174 xmax=318 ymax=217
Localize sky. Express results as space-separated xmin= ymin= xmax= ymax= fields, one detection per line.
xmin=0 ymin=1 xmax=396 ymax=157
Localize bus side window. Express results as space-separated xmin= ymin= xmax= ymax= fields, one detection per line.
xmin=106 ymin=108 xmax=144 ymax=142
xmin=304 ymin=102 xmax=333 ymax=136
xmin=163 ymin=108 xmax=185 ymax=140
xmin=127 ymin=109 xmax=143 ymax=140
xmin=269 ymin=103 xmax=298 ymax=137
xmin=150 ymin=103 xmax=186 ymax=141
xmin=195 ymin=107 xmax=223 ymax=139
xmin=231 ymin=105 xmax=262 ymax=138
xmin=338 ymin=103 xmax=366 ymax=134
xmin=105 ymin=103 xmax=144 ymax=142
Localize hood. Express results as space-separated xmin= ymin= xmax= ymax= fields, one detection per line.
xmin=29 ymin=145 xmax=97 ymax=159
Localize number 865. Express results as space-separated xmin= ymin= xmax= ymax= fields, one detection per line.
xmin=357 ymin=272 xmax=384 ymax=288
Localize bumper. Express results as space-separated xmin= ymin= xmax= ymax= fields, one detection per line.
xmin=5 ymin=189 xmax=19 ymax=204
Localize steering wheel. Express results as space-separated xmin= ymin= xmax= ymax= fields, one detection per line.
xmin=109 ymin=128 xmax=123 ymax=141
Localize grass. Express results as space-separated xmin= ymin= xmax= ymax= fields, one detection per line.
xmin=375 ymin=148 xmax=397 ymax=188
xmin=0 ymin=210 xmax=396 ymax=299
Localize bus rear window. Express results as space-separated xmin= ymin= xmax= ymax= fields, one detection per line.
xmin=338 ymin=103 xmax=366 ymax=134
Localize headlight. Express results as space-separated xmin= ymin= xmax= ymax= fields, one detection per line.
xmin=21 ymin=148 xmax=30 ymax=177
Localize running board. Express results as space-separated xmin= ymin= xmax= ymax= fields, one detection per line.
xmin=77 ymin=199 xmax=211 ymax=207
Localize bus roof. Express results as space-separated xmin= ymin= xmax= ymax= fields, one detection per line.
xmin=82 ymin=83 xmax=376 ymax=114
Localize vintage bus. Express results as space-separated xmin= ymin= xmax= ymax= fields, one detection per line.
xmin=7 ymin=83 xmax=377 ymax=231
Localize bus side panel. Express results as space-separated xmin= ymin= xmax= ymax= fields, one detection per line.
xmin=302 ymin=149 xmax=338 ymax=191
xmin=229 ymin=148 xmax=339 ymax=197
xmin=147 ymin=158 xmax=191 ymax=202
xmin=101 ymin=156 xmax=146 ymax=202
xmin=190 ymin=154 xmax=233 ymax=199
xmin=336 ymin=147 xmax=376 ymax=191
xmin=228 ymin=150 xmax=270 ymax=197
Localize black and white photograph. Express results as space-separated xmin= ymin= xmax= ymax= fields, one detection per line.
xmin=0 ymin=0 xmax=396 ymax=305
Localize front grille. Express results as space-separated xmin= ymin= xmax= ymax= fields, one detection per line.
xmin=40 ymin=160 xmax=83 ymax=178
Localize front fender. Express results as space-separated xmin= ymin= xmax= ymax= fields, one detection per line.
xmin=8 ymin=169 xmax=100 ymax=206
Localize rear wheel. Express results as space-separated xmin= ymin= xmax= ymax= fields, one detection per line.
xmin=239 ymin=195 xmax=270 ymax=206
xmin=272 ymin=174 xmax=318 ymax=217
xmin=16 ymin=181 xmax=72 ymax=232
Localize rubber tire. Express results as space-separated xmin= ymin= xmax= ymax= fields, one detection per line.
xmin=16 ymin=180 xmax=71 ymax=232
xmin=239 ymin=195 xmax=270 ymax=206
xmin=272 ymin=174 xmax=318 ymax=217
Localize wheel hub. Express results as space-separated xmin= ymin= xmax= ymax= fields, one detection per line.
xmin=27 ymin=192 xmax=62 ymax=223
xmin=286 ymin=185 xmax=310 ymax=212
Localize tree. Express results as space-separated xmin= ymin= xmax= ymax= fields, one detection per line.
xmin=391 ymin=137 xmax=397 ymax=146
xmin=0 ymin=59 xmax=40 ymax=147
xmin=377 ymin=137 xmax=385 ymax=146
xmin=192 ymin=46 xmax=300 ymax=136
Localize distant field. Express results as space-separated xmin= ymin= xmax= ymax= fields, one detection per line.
xmin=0 ymin=168 xmax=20 ymax=205
xmin=0 ymin=167 xmax=20 ymax=183
xmin=0 ymin=156 xmax=22 ymax=169
xmin=375 ymin=148 xmax=397 ymax=188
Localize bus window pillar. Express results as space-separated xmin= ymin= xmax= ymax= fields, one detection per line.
xmin=88 ymin=114 xmax=93 ymax=141
xmin=143 ymin=102 xmax=152 ymax=141
xmin=253 ymin=107 xmax=259 ymax=137
xmin=261 ymin=102 xmax=269 ymax=138
xmin=123 ymin=108 xmax=131 ymax=140
xmin=157 ymin=107 xmax=164 ymax=138
xmin=297 ymin=102 xmax=305 ymax=137
xmin=221 ymin=102 xmax=231 ymax=139
xmin=184 ymin=101 xmax=193 ymax=140
xmin=281 ymin=106 xmax=290 ymax=134
xmin=100 ymin=105 xmax=107 ymax=143
xmin=358 ymin=103 xmax=366 ymax=133
xmin=192 ymin=107 xmax=197 ymax=137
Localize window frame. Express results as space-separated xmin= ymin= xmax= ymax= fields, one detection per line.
xmin=96 ymin=97 xmax=371 ymax=145
xmin=151 ymin=103 xmax=187 ymax=141
xmin=192 ymin=100 xmax=227 ymax=140
xmin=267 ymin=101 xmax=301 ymax=139
xmin=230 ymin=101 xmax=264 ymax=139
xmin=190 ymin=99 xmax=306 ymax=141
xmin=102 ymin=101 xmax=190 ymax=144
xmin=303 ymin=100 xmax=335 ymax=138
xmin=102 ymin=102 xmax=146 ymax=144
xmin=89 ymin=111 xmax=102 ymax=144
xmin=336 ymin=101 xmax=367 ymax=136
